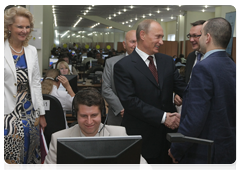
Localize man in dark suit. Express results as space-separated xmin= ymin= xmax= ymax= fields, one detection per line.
xmin=114 ymin=19 xmax=186 ymax=164
xmin=169 ymin=17 xmax=236 ymax=164
xmin=185 ymin=20 xmax=206 ymax=84
xmin=174 ymin=20 xmax=206 ymax=107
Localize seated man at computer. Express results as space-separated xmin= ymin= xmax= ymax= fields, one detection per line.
xmin=44 ymin=88 xmax=127 ymax=164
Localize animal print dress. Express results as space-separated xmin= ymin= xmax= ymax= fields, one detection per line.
xmin=4 ymin=54 xmax=41 ymax=164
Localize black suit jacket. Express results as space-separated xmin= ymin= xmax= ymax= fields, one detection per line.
xmin=114 ymin=50 xmax=186 ymax=162
xmin=184 ymin=51 xmax=196 ymax=84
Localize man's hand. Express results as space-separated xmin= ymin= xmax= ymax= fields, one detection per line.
xmin=164 ymin=112 xmax=180 ymax=130
xmin=174 ymin=94 xmax=182 ymax=106
xmin=39 ymin=115 xmax=47 ymax=132
xmin=168 ymin=149 xmax=178 ymax=163
xmin=120 ymin=109 xmax=124 ymax=117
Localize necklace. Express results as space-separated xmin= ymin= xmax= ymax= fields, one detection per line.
xmin=9 ymin=45 xmax=23 ymax=54
xmin=13 ymin=55 xmax=21 ymax=65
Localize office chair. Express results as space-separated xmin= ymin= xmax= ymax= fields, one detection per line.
xmin=43 ymin=94 xmax=66 ymax=148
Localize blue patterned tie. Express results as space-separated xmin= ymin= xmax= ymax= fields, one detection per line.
xmin=196 ymin=53 xmax=202 ymax=63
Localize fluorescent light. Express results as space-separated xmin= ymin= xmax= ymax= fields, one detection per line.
xmin=73 ymin=17 xmax=82 ymax=27
xmin=61 ymin=30 xmax=70 ymax=38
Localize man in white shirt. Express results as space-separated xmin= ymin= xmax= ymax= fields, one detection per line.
xmin=102 ymin=30 xmax=137 ymax=125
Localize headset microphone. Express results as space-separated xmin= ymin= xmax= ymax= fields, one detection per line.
xmin=98 ymin=113 xmax=108 ymax=133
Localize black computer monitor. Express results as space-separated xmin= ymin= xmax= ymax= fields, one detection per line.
xmin=57 ymin=136 xmax=142 ymax=164
xmin=64 ymin=75 xmax=78 ymax=94
xmin=91 ymin=59 xmax=99 ymax=67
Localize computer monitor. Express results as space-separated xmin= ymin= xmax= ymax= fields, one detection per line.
xmin=68 ymin=64 xmax=72 ymax=72
xmin=82 ymin=56 xmax=87 ymax=62
xmin=49 ymin=58 xmax=59 ymax=67
xmin=90 ymin=59 xmax=99 ymax=67
xmin=63 ymin=75 xmax=78 ymax=94
xmin=102 ymin=54 xmax=108 ymax=59
xmin=90 ymin=59 xmax=98 ymax=67
xmin=57 ymin=135 xmax=142 ymax=164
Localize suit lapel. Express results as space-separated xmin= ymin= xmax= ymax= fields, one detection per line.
xmin=4 ymin=40 xmax=17 ymax=80
xmin=155 ymin=54 xmax=165 ymax=90
xmin=132 ymin=50 xmax=159 ymax=88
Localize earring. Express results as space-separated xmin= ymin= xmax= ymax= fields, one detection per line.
xmin=8 ymin=30 xmax=11 ymax=34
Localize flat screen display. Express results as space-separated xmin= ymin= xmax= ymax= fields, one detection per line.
xmin=57 ymin=135 xmax=142 ymax=164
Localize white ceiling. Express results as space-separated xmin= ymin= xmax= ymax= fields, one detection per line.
xmin=53 ymin=5 xmax=218 ymax=35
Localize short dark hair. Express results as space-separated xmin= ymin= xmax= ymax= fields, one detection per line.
xmin=191 ymin=20 xmax=206 ymax=26
xmin=203 ymin=17 xmax=232 ymax=48
xmin=73 ymin=88 xmax=104 ymax=114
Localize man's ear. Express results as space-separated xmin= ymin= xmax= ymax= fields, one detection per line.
xmin=122 ymin=41 xmax=126 ymax=50
xmin=206 ymin=33 xmax=211 ymax=44
xmin=140 ymin=30 xmax=145 ymax=41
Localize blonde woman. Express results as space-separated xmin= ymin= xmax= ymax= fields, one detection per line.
xmin=42 ymin=69 xmax=75 ymax=128
xmin=57 ymin=61 xmax=71 ymax=75
xmin=4 ymin=7 xmax=46 ymax=163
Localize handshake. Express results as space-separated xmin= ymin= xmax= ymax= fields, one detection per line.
xmin=164 ymin=112 xmax=180 ymax=130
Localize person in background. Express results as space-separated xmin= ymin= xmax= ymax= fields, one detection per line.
xmin=41 ymin=69 xmax=75 ymax=129
xmin=62 ymin=53 xmax=79 ymax=80
xmin=184 ymin=20 xmax=206 ymax=84
xmin=169 ymin=17 xmax=236 ymax=164
xmin=102 ymin=30 xmax=137 ymax=125
xmin=44 ymin=88 xmax=128 ymax=164
xmin=114 ymin=19 xmax=186 ymax=164
xmin=95 ymin=52 xmax=104 ymax=66
xmin=4 ymin=6 xmax=46 ymax=164
xmin=174 ymin=20 xmax=206 ymax=108
xmin=57 ymin=61 xmax=71 ymax=75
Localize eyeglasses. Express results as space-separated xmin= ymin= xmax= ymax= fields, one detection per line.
xmin=187 ymin=34 xmax=201 ymax=39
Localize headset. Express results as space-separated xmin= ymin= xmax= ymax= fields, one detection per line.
xmin=44 ymin=69 xmax=61 ymax=82
xmin=71 ymin=88 xmax=108 ymax=134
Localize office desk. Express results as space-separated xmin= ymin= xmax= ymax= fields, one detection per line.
xmin=78 ymin=79 xmax=101 ymax=90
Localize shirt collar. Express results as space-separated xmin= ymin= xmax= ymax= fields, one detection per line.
xmin=135 ymin=46 xmax=155 ymax=61
xmin=202 ymin=49 xmax=226 ymax=60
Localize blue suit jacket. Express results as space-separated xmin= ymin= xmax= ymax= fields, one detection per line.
xmin=171 ymin=51 xmax=236 ymax=164
xmin=114 ymin=49 xmax=186 ymax=162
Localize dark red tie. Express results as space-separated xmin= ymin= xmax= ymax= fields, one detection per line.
xmin=148 ymin=56 xmax=158 ymax=83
